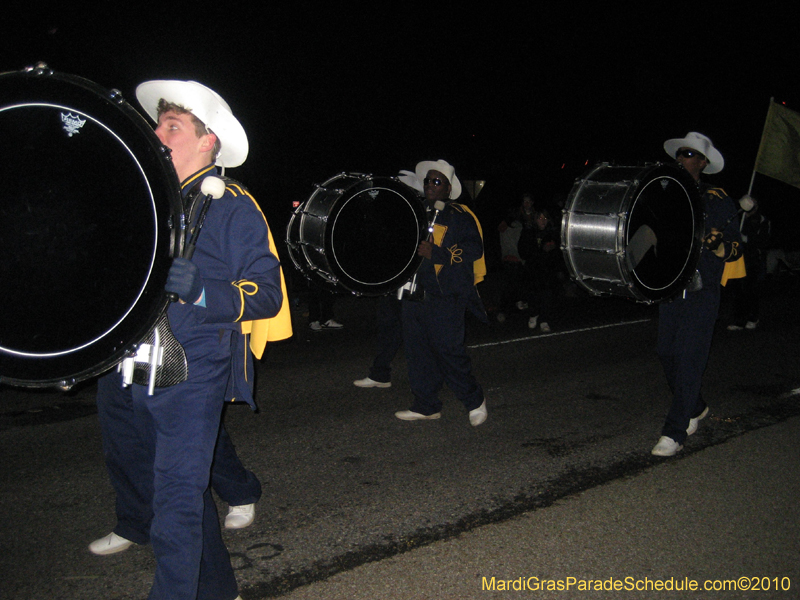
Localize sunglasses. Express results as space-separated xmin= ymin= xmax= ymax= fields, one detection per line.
xmin=423 ymin=177 xmax=446 ymax=187
xmin=676 ymin=149 xmax=706 ymax=161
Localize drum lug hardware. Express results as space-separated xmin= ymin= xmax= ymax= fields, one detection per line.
xmin=308 ymin=265 xmax=337 ymax=284
xmin=296 ymin=240 xmax=324 ymax=254
xmin=300 ymin=210 xmax=327 ymax=223
xmin=57 ymin=379 xmax=75 ymax=391
xmin=25 ymin=62 xmax=53 ymax=75
xmin=108 ymin=88 xmax=125 ymax=105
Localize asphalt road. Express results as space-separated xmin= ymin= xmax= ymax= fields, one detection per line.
xmin=1 ymin=273 xmax=798 ymax=599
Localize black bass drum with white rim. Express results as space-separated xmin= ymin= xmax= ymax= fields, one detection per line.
xmin=561 ymin=162 xmax=703 ymax=303
xmin=0 ymin=64 xmax=182 ymax=389
xmin=286 ymin=172 xmax=427 ymax=296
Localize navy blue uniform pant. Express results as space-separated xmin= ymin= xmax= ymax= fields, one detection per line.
xmin=368 ymin=294 xmax=403 ymax=383
xmin=96 ymin=370 xmax=243 ymax=600
xmin=401 ymin=295 xmax=483 ymax=415
xmin=97 ymin=372 xmax=261 ymax=545
xmin=657 ymin=287 xmax=719 ymax=445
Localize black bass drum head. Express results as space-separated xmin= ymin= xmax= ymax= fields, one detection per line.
xmin=0 ymin=65 xmax=182 ymax=389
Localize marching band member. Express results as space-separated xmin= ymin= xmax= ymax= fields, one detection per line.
xmin=652 ymin=132 xmax=742 ymax=456
xmin=92 ymin=79 xmax=291 ymax=600
xmin=395 ymin=160 xmax=489 ymax=426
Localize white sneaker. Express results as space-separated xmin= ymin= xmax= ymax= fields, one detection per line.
xmin=528 ymin=315 xmax=539 ymax=329
xmin=651 ymin=436 xmax=683 ymax=456
xmin=727 ymin=324 xmax=743 ymax=331
xmin=395 ymin=410 xmax=441 ymax=421
xmin=745 ymin=320 xmax=759 ymax=330
xmin=686 ymin=406 xmax=709 ymax=436
xmin=516 ymin=301 xmax=528 ymax=310
xmin=539 ymin=322 xmax=551 ymax=333
xmin=354 ymin=377 xmax=391 ymax=388
xmin=309 ymin=321 xmax=322 ymax=331
xmin=322 ymin=319 xmax=344 ymax=329
xmin=225 ymin=504 xmax=255 ymax=529
xmin=89 ymin=532 xmax=135 ymax=556
xmin=468 ymin=400 xmax=488 ymax=426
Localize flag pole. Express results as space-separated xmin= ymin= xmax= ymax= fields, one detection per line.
xmin=748 ymin=97 xmax=774 ymax=196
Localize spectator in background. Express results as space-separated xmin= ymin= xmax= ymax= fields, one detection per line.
xmin=517 ymin=209 xmax=560 ymax=332
xmin=494 ymin=194 xmax=532 ymax=322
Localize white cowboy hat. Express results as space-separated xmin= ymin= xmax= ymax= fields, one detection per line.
xmin=136 ymin=80 xmax=249 ymax=168
xmin=415 ymin=159 xmax=462 ymax=199
xmin=663 ymin=132 xmax=724 ymax=174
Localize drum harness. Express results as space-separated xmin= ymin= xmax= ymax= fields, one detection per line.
xmin=117 ymin=176 xmax=227 ymax=395
xmin=397 ymin=200 xmax=446 ymax=300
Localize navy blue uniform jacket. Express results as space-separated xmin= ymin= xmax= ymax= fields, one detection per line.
xmin=170 ymin=165 xmax=284 ymax=407
xmin=416 ymin=201 xmax=487 ymax=322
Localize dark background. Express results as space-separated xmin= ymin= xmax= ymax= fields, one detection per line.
xmin=5 ymin=3 xmax=800 ymax=257
xmin=3 ymin=8 xmax=800 ymax=596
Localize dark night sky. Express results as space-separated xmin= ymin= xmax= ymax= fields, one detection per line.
xmin=4 ymin=3 xmax=800 ymax=245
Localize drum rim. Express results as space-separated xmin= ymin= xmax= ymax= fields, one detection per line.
xmin=0 ymin=67 xmax=182 ymax=388
xmin=328 ymin=181 xmax=425 ymax=291
xmin=627 ymin=169 xmax=703 ymax=297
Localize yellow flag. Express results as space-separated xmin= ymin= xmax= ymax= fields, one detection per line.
xmin=754 ymin=100 xmax=800 ymax=189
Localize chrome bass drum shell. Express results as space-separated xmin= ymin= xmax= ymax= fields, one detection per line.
xmin=286 ymin=173 xmax=426 ymax=296
xmin=561 ymin=162 xmax=703 ymax=303
xmin=0 ymin=66 xmax=182 ymax=389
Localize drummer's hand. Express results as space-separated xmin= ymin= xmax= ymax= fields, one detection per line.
xmin=166 ymin=258 xmax=204 ymax=304
xmin=417 ymin=240 xmax=433 ymax=259
xmin=703 ymin=229 xmax=725 ymax=257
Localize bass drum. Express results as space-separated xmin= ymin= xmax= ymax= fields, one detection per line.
xmin=561 ymin=162 xmax=703 ymax=303
xmin=0 ymin=65 xmax=182 ymax=389
xmin=287 ymin=173 xmax=426 ymax=296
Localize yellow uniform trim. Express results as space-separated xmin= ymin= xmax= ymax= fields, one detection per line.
xmin=237 ymin=189 xmax=293 ymax=358
xmin=721 ymin=255 xmax=746 ymax=286
xmin=232 ymin=280 xmax=258 ymax=322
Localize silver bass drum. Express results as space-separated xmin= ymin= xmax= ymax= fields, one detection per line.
xmin=561 ymin=162 xmax=703 ymax=303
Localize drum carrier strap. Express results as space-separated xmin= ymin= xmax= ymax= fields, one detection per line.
xmin=115 ymin=177 xmax=231 ymax=393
